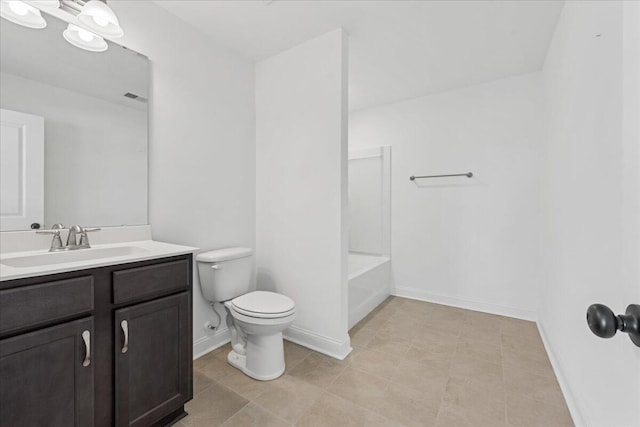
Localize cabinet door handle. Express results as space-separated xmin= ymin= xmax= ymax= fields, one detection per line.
xmin=81 ymin=330 xmax=91 ymax=367
xmin=121 ymin=320 xmax=129 ymax=354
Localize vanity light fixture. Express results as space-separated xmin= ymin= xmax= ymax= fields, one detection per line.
xmin=0 ymin=0 xmax=47 ymax=29
xmin=63 ymin=23 xmax=107 ymax=52
xmin=77 ymin=0 xmax=122 ymax=38
xmin=30 ymin=0 xmax=60 ymax=8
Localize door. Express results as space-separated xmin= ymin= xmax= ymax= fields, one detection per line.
xmin=0 ymin=317 xmax=94 ymax=427
xmin=0 ymin=108 xmax=44 ymax=231
xmin=114 ymin=293 xmax=191 ymax=427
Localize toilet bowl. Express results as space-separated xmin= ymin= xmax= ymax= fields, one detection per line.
xmin=224 ymin=291 xmax=295 ymax=380
xmin=196 ymin=248 xmax=296 ymax=381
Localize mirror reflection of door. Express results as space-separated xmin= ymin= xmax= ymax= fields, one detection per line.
xmin=0 ymin=108 xmax=44 ymax=231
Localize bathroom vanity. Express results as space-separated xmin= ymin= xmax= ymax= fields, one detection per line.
xmin=0 ymin=239 xmax=196 ymax=427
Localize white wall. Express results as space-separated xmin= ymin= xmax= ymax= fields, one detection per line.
xmin=350 ymin=73 xmax=544 ymax=320
xmin=540 ymin=2 xmax=640 ymax=426
xmin=111 ymin=2 xmax=256 ymax=356
xmin=0 ymin=72 xmax=147 ymax=228
xmin=256 ymin=29 xmax=350 ymax=359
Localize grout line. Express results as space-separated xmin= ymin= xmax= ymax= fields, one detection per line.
xmin=501 ymin=323 xmax=509 ymax=427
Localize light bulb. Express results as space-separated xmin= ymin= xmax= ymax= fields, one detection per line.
xmin=78 ymin=28 xmax=94 ymax=42
xmin=93 ymin=14 xmax=109 ymax=27
xmin=8 ymin=1 xmax=30 ymax=16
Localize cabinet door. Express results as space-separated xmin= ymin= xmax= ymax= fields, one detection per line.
xmin=115 ymin=292 xmax=191 ymax=427
xmin=0 ymin=317 xmax=94 ymax=427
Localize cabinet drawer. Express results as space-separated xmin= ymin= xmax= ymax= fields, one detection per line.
xmin=0 ymin=276 xmax=94 ymax=335
xmin=112 ymin=260 xmax=189 ymax=304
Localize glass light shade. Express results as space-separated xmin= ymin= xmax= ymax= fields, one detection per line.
xmin=29 ymin=0 xmax=60 ymax=9
xmin=77 ymin=0 xmax=123 ymax=38
xmin=63 ymin=23 xmax=108 ymax=52
xmin=0 ymin=0 xmax=47 ymax=28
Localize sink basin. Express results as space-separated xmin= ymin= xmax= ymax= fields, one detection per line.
xmin=1 ymin=246 xmax=150 ymax=268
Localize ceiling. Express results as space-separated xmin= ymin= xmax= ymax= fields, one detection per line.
xmin=154 ymin=0 xmax=564 ymax=111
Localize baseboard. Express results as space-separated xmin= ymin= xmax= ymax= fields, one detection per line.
xmin=536 ymin=320 xmax=585 ymax=427
xmin=393 ymin=286 xmax=537 ymax=321
xmin=284 ymin=325 xmax=352 ymax=360
xmin=193 ymin=326 xmax=231 ymax=360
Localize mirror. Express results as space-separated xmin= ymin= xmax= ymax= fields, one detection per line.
xmin=0 ymin=12 xmax=148 ymax=232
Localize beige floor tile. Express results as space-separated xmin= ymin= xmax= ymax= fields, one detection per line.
xmin=193 ymin=371 xmax=214 ymax=396
xmin=500 ymin=318 xmax=540 ymax=340
xmin=283 ymin=341 xmax=312 ymax=371
xmin=183 ymin=381 xmax=249 ymax=427
xmin=503 ymin=364 xmax=566 ymax=408
xmin=378 ymin=314 xmax=426 ymax=341
xmin=423 ymin=315 xmax=464 ymax=335
xmin=462 ymin=311 xmax=502 ymax=331
xmin=197 ymin=353 xmax=238 ymax=381
xmin=193 ymin=350 xmax=221 ymax=371
xmin=288 ymin=352 xmax=347 ymax=388
xmin=455 ymin=335 xmax=503 ymax=364
xmin=439 ymin=377 xmax=507 ymax=427
xmin=460 ymin=312 xmax=502 ymax=343
xmin=501 ymin=333 xmax=547 ymax=361
xmin=502 ymin=346 xmax=555 ymax=378
xmin=371 ymin=382 xmax=441 ymax=427
xmin=411 ymin=329 xmax=459 ymax=357
xmin=251 ymin=375 xmax=323 ymax=423
xmin=328 ymin=367 xmax=389 ymax=410
xmin=354 ymin=311 xmax=389 ymax=330
xmin=506 ymin=393 xmax=574 ymax=427
xmin=349 ymin=326 xmax=377 ymax=348
xmin=220 ymin=402 xmax=290 ymax=427
xmin=215 ymin=365 xmax=277 ymax=400
xmin=448 ymin=354 xmax=503 ymax=391
xmin=390 ymin=358 xmax=449 ymax=398
xmin=297 ymin=392 xmax=394 ymax=427
xmin=365 ymin=330 xmax=413 ymax=357
xmin=348 ymin=347 xmax=403 ymax=380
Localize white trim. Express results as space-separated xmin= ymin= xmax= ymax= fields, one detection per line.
xmin=536 ymin=320 xmax=584 ymax=427
xmin=193 ymin=327 xmax=230 ymax=360
xmin=393 ymin=286 xmax=537 ymax=321
xmin=284 ymin=325 xmax=352 ymax=360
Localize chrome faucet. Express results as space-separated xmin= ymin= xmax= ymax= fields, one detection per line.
xmin=67 ymin=225 xmax=101 ymax=249
xmin=37 ymin=224 xmax=101 ymax=252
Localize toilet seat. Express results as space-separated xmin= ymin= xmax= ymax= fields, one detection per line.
xmin=230 ymin=291 xmax=295 ymax=319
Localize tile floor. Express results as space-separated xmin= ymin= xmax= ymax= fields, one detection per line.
xmin=180 ymin=297 xmax=573 ymax=426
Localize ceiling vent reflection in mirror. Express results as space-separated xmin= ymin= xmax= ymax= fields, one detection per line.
xmin=0 ymin=0 xmax=123 ymax=52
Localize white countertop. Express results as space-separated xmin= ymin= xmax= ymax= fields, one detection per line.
xmin=0 ymin=240 xmax=198 ymax=282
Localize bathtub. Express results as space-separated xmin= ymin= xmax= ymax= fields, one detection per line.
xmin=348 ymin=252 xmax=391 ymax=329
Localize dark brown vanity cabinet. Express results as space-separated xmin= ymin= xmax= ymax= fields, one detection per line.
xmin=0 ymin=254 xmax=193 ymax=427
xmin=115 ymin=293 xmax=191 ymax=427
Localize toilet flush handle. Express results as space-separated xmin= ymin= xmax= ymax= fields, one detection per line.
xmin=211 ymin=264 xmax=221 ymax=270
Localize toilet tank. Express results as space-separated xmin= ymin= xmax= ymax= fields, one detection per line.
xmin=196 ymin=248 xmax=254 ymax=303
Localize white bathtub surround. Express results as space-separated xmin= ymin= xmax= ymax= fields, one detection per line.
xmin=350 ymin=72 xmax=544 ymax=321
xmin=539 ymin=1 xmax=640 ymax=426
xmin=110 ymin=2 xmax=256 ymax=359
xmin=256 ymin=29 xmax=351 ymax=359
xmin=348 ymin=146 xmax=391 ymax=256
xmin=348 ymin=253 xmax=390 ymax=329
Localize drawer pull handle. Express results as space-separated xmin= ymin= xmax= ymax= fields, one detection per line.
xmin=121 ymin=320 xmax=129 ymax=353
xmin=81 ymin=330 xmax=91 ymax=367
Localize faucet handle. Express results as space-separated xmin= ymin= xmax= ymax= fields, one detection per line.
xmin=78 ymin=227 xmax=101 ymax=248
xmin=51 ymin=223 xmax=65 ymax=230
xmin=36 ymin=230 xmax=64 ymax=252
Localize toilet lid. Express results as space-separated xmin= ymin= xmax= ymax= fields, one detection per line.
xmin=231 ymin=291 xmax=295 ymax=317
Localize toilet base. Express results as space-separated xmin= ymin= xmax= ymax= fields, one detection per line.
xmin=226 ymin=331 xmax=286 ymax=381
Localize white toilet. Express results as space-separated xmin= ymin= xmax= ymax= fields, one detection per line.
xmin=196 ymin=247 xmax=296 ymax=381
